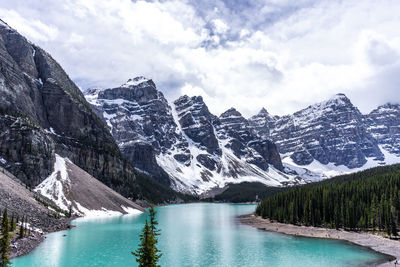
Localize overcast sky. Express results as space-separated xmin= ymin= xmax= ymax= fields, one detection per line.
xmin=1 ymin=0 xmax=400 ymax=117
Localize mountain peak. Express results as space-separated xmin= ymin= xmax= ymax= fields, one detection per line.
xmin=323 ymin=93 xmax=354 ymax=108
xmin=330 ymin=93 xmax=348 ymax=100
xmin=220 ymin=107 xmax=242 ymax=118
xmin=258 ymin=107 xmax=270 ymax=115
xmin=302 ymin=93 xmax=353 ymax=112
xmin=121 ymin=76 xmax=151 ymax=88
xmin=371 ymin=102 xmax=400 ymax=114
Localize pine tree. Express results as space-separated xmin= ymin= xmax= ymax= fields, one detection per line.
xmin=19 ymin=216 xmax=25 ymax=239
xmin=1 ymin=210 xmax=6 ymax=230
xmin=68 ymin=205 xmax=73 ymax=218
xmin=0 ymin=209 xmax=11 ymax=267
xmin=149 ymin=207 xmax=160 ymax=237
xmin=255 ymin=164 xmax=400 ymax=235
xmin=9 ymin=214 xmax=14 ymax=232
xmin=133 ymin=208 xmax=162 ymax=267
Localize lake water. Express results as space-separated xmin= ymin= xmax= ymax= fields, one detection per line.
xmin=13 ymin=203 xmax=388 ymax=266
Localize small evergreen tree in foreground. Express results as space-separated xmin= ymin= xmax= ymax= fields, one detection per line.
xmin=132 ymin=207 xmax=162 ymax=267
xmin=0 ymin=209 xmax=11 ymax=267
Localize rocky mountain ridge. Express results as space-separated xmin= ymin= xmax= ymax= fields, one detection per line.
xmin=86 ymin=78 xmax=316 ymax=194
xmin=364 ymin=103 xmax=400 ymax=156
xmin=86 ymin=80 xmax=400 ymax=193
xmin=249 ymin=94 xmax=400 ymax=175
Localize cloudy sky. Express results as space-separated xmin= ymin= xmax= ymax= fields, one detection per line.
xmin=1 ymin=0 xmax=400 ymax=117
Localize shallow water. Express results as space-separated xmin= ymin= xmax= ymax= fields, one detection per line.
xmin=13 ymin=203 xmax=388 ymax=267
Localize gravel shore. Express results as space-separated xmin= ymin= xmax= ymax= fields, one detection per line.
xmin=9 ymin=219 xmax=73 ymax=259
xmin=238 ymin=213 xmax=400 ymax=266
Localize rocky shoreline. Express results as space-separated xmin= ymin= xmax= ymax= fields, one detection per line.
xmin=9 ymin=201 xmax=147 ymax=260
xmin=10 ymin=218 xmax=73 ymax=259
xmin=238 ymin=213 xmax=400 ymax=266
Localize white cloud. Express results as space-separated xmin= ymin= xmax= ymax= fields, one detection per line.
xmin=1 ymin=0 xmax=400 ymax=117
xmin=0 ymin=9 xmax=58 ymax=41
xmin=211 ymin=19 xmax=229 ymax=34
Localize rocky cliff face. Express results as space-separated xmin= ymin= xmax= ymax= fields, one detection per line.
xmin=0 ymin=20 xmax=136 ymax=196
xmin=86 ymin=79 xmax=301 ymax=194
xmin=249 ymin=94 xmax=393 ymax=170
xmin=85 ymin=77 xmax=181 ymax=185
xmin=215 ymin=107 xmax=283 ymax=171
xmin=365 ymin=103 xmax=400 ymax=156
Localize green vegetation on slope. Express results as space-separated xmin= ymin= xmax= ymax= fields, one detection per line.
xmin=132 ymin=172 xmax=198 ymax=204
xmin=210 ymin=182 xmax=287 ymax=203
xmin=256 ymin=164 xmax=400 ymax=237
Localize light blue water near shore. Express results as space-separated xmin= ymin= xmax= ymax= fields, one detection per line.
xmin=13 ymin=203 xmax=388 ymax=267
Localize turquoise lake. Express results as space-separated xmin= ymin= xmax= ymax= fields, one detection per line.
xmin=13 ymin=203 xmax=388 ymax=266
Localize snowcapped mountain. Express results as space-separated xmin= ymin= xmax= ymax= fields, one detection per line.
xmin=249 ymin=94 xmax=400 ymax=177
xmin=85 ymin=76 xmax=400 ymax=193
xmin=85 ymin=78 xmax=310 ymax=195
xmin=365 ymin=103 xmax=400 ymax=156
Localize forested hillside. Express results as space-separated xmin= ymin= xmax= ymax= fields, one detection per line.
xmin=256 ymin=165 xmax=400 ymax=236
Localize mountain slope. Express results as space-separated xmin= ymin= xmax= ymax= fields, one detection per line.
xmin=34 ymin=154 xmax=144 ymax=216
xmin=0 ymin=166 xmax=68 ymax=232
xmin=365 ymin=103 xmax=400 ymax=156
xmin=0 ymin=19 xmax=137 ymax=197
xmin=249 ymin=94 xmax=400 ymax=178
xmin=85 ymin=78 xmax=308 ymax=195
xmin=250 ymin=94 xmax=386 ymax=169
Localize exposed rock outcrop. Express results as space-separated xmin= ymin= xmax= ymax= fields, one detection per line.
xmin=250 ymin=94 xmax=383 ymax=168
xmin=0 ymin=20 xmax=137 ymax=196
xmin=86 ymin=80 xmax=300 ymax=194
xmin=365 ymin=103 xmax=400 ymax=156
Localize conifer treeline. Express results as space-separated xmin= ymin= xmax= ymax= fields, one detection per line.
xmin=0 ymin=209 xmax=11 ymax=267
xmin=0 ymin=208 xmax=31 ymax=267
xmin=256 ymin=164 xmax=400 ymax=236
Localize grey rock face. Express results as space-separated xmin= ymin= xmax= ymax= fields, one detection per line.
xmin=248 ymin=108 xmax=278 ymax=140
xmin=86 ymin=82 xmax=291 ymax=193
xmin=249 ymin=94 xmax=384 ymax=168
xmin=120 ymin=142 xmax=170 ymax=185
xmin=85 ymin=77 xmax=184 ymax=184
xmin=0 ymin=20 xmax=137 ymax=196
xmin=0 ymin=116 xmax=55 ymax=187
xmin=174 ymin=95 xmax=220 ymax=155
xmin=216 ymin=108 xmax=283 ymax=171
xmin=365 ymin=103 xmax=400 ymax=156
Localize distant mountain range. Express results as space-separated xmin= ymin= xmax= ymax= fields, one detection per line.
xmin=85 ymin=79 xmax=304 ymax=195
xmin=84 ymin=77 xmax=400 ymax=194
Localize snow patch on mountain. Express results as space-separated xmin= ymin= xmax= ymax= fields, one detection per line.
xmin=121 ymin=206 xmax=143 ymax=215
xmin=35 ymin=154 xmax=144 ymax=217
xmin=156 ymin=147 xmax=295 ymax=195
xmin=35 ymin=154 xmax=71 ymax=212
xmin=73 ymin=202 xmax=121 ymax=218
xmin=281 ymin=145 xmax=400 ymax=178
xmin=84 ymin=88 xmax=105 ymax=106
xmin=122 ymin=76 xmax=150 ymax=87
xmin=155 ymin=103 xmax=306 ymax=194
xmin=282 ymin=162 xmax=327 ymax=182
